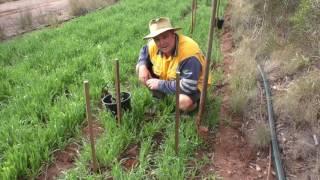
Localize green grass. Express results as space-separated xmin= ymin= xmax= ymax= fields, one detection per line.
xmin=0 ymin=0 xmax=226 ymax=179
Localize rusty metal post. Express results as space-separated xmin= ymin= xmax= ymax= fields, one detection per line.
xmin=175 ymin=71 xmax=181 ymax=155
xmin=115 ymin=59 xmax=121 ymax=125
xmin=83 ymin=80 xmax=98 ymax=172
xmin=196 ymin=0 xmax=217 ymax=129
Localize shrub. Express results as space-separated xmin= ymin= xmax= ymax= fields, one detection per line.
xmin=0 ymin=25 xmax=5 ymax=40
xmin=229 ymin=38 xmax=258 ymax=115
xmin=250 ymin=123 xmax=271 ymax=149
xmin=69 ymin=0 xmax=115 ymax=16
xmin=69 ymin=0 xmax=90 ymax=16
xmin=275 ymin=70 xmax=320 ymax=130
xmin=18 ymin=10 xmax=33 ymax=30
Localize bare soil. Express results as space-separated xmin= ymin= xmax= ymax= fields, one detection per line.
xmin=118 ymin=144 xmax=140 ymax=171
xmin=37 ymin=142 xmax=80 ymax=180
xmin=37 ymin=120 xmax=104 ymax=179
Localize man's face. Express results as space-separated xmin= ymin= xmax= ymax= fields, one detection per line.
xmin=153 ymin=30 xmax=176 ymax=56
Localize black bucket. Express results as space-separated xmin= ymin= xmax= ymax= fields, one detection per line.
xmin=101 ymin=92 xmax=131 ymax=115
xmin=216 ymin=18 xmax=224 ymax=29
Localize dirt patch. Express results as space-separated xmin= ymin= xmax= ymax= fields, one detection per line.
xmin=37 ymin=143 xmax=80 ymax=180
xmin=212 ymin=5 xmax=275 ymax=180
xmin=118 ymin=144 xmax=140 ymax=171
xmin=152 ymin=131 xmax=165 ymax=148
xmin=82 ymin=120 xmax=104 ymax=139
xmin=37 ymin=119 xmax=104 ymax=179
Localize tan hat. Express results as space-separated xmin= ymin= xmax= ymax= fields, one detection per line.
xmin=143 ymin=17 xmax=181 ymax=40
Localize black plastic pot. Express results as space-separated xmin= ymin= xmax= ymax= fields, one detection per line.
xmin=216 ymin=18 xmax=224 ymax=29
xmin=102 ymin=92 xmax=131 ymax=115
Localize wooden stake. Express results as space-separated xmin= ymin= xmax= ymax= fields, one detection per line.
xmin=216 ymin=0 xmax=220 ymax=18
xmin=83 ymin=80 xmax=98 ymax=172
xmin=196 ymin=0 xmax=218 ymax=129
xmin=115 ymin=59 xmax=121 ymax=125
xmin=190 ymin=0 xmax=197 ymax=35
xmin=175 ymin=71 xmax=181 ymax=155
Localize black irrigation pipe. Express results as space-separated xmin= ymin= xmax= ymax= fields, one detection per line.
xmin=257 ymin=64 xmax=286 ymax=180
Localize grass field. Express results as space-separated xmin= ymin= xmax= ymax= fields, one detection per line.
xmin=0 ymin=0 xmax=226 ymax=179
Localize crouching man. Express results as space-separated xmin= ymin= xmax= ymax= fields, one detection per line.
xmin=136 ymin=17 xmax=209 ymax=112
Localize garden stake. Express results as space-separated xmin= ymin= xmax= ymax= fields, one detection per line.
xmin=196 ymin=0 xmax=217 ymax=131
xmin=216 ymin=0 xmax=220 ymax=19
xmin=83 ymin=80 xmax=98 ymax=172
xmin=190 ymin=0 xmax=197 ymax=35
xmin=115 ymin=59 xmax=121 ymax=125
xmin=175 ymin=71 xmax=181 ymax=155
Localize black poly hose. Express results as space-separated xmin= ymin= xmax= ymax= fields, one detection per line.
xmin=257 ymin=64 xmax=286 ymax=180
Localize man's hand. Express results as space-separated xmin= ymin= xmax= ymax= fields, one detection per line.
xmin=137 ymin=65 xmax=151 ymax=85
xmin=146 ymin=78 xmax=160 ymax=90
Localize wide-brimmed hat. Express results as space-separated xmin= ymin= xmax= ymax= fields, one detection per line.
xmin=143 ymin=17 xmax=181 ymax=40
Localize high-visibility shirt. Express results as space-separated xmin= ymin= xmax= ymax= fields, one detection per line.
xmin=137 ymin=34 xmax=210 ymax=94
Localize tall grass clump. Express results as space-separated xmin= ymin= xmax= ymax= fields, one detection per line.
xmin=0 ymin=25 xmax=5 ymax=40
xmin=250 ymin=122 xmax=271 ymax=149
xmin=18 ymin=10 xmax=33 ymax=30
xmin=69 ymin=0 xmax=116 ymax=16
xmin=229 ymin=38 xmax=258 ymax=115
xmin=290 ymin=0 xmax=320 ymax=53
xmin=274 ymin=70 xmax=320 ymax=131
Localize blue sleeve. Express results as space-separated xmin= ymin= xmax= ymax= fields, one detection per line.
xmin=137 ymin=45 xmax=158 ymax=77
xmin=158 ymin=56 xmax=201 ymax=94
xmin=137 ymin=45 xmax=152 ymax=67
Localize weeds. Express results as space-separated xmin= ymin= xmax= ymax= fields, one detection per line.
xmin=229 ymin=38 xmax=257 ymax=115
xmin=290 ymin=0 xmax=313 ymax=31
xmin=275 ymin=70 xmax=320 ymax=129
xmin=69 ymin=0 xmax=89 ymax=16
xmin=282 ymin=53 xmax=311 ymax=76
xmin=291 ymin=134 xmax=317 ymax=160
xmin=250 ymin=123 xmax=270 ymax=149
xmin=18 ymin=10 xmax=33 ymax=30
xmin=69 ymin=0 xmax=115 ymax=16
xmin=290 ymin=0 xmax=319 ymax=53
xmin=46 ymin=12 xmax=59 ymax=27
xmin=0 ymin=25 xmax=5 ymax=40
xmin=36 ymin=10 xmax=59 ymax=27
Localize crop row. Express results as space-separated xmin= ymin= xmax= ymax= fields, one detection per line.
xmin=0 ymin=0 xmax=225 ymax=179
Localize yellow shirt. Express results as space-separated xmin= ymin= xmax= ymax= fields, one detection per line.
xmin=147 ymin=34 xmax=209 ymax=92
